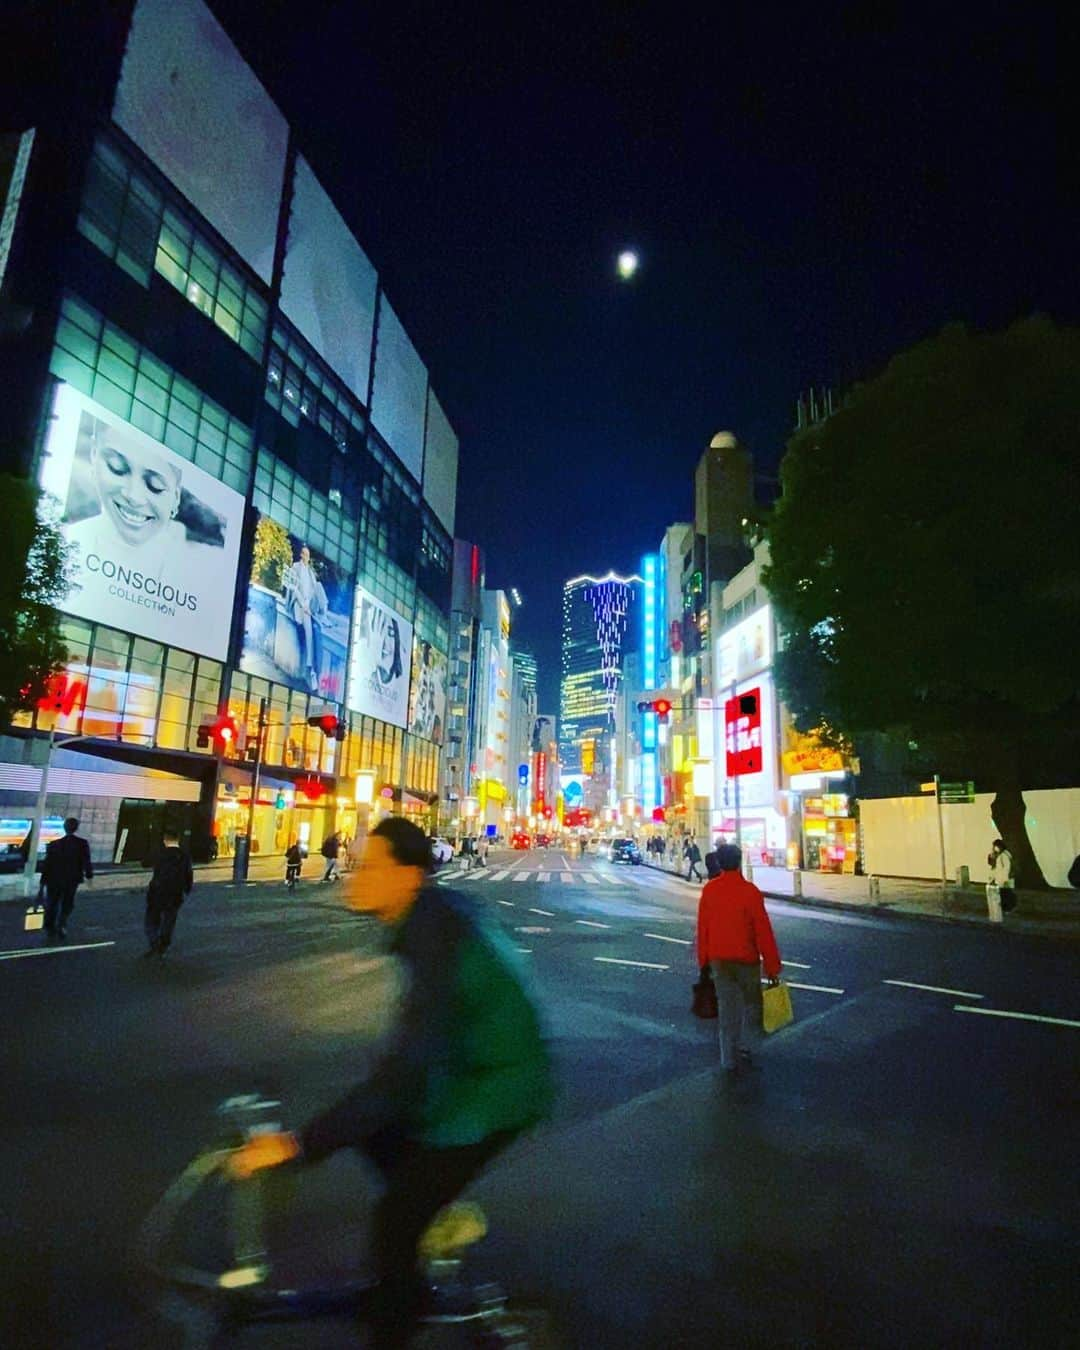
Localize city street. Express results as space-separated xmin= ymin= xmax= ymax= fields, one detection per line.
xmin=2 ymin=849 xmax=1078 ymax=1348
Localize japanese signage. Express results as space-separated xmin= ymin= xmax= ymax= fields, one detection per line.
xmin=725 ymin=687 xmax=762 ymax=777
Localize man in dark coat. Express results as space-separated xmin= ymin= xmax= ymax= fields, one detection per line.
xmin=144 ymin=828 xmax=194 ymax=957
xmin=41 ymin=817 xmax=93 ymax=939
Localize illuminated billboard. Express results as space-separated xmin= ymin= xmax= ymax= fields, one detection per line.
xmin=39 ymin=383 xmax=244 ymax=660
xmin=348 ymin=586 xmax=413 ymax=728
xmin=716 ymin=605 xmax=773 ymax=687
xmin=407 ymin=638 xmax=447 ymax=744
xmin=370 ymin=295 xmax=426 ymax=482
xmin=280 ymin=156 xmax=378 ymax=404
xmin=240 ymin=514 xmax=352 ymax=702
xmin=113 ymin=0 xmax=288 ymax=283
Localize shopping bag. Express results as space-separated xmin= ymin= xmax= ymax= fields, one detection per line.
xmin=762 ymin=980 xmax=794 ymax=1033
xmin=692 ymin=972 xmax=718 ymax=1019
xmin=24 ymin=904 xmax=45 ymax=932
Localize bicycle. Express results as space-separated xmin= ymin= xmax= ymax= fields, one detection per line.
xmin=138 ymin=1092 xmax=558 ymax=1346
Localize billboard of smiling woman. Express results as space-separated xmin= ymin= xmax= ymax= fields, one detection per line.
xmin=38 ymin=383 xmax=245 ymax=660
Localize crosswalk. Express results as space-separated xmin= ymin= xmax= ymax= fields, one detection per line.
xmin=438 ymin=864 xmax=671 ymax=888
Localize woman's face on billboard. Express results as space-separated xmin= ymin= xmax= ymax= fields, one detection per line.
xmin=378 ymin=620 xmax=399 ymax=682
xmin=91 ymin=423 xmax=182 ymax=547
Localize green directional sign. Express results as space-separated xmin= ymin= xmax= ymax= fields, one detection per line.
xmin=939 ymin=780 xmax=975 ymax=803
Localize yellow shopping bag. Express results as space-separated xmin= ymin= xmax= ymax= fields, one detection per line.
xmin=762 ymin=980 xmax=794 ymax=1033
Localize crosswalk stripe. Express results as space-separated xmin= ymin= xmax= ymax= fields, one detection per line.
xmin=559 ymin=872 xmax=575 ymax=884
xmin=581 ymin=874 xmax=600 ymax=884
xmin=538 ymin=872 xmax=550 ymax=882
xmin=511 ymin=872 xmax=531 ymax=883
xmin=488 ymin=869 xmax=511 ymax=881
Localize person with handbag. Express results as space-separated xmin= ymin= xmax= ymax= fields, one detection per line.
xmin=696 ymin=842 xmax=782 ymax=1079
xmin=143 ymin=828 xmax=194 ymax=958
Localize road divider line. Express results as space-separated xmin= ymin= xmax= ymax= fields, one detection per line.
xmin=787 ymin=981 xmax=845 ymax=995
xmin=516 ymin=948 xmax=533 ymax=954
xmin=783 ymin=960 xmax=812 ymax=969
xmin=595 ymin=956 xmax=670 ymax=970
xmin=643 ymin=932 xmax=692 ymax=946
xmin=954 ymin=1006 xmax=1080 ymax=1029
xmin=575 ymin=919 xmax=611 ymax=929
xmin=529 ymin=908 xmax=555 ymax=917
xmin=497 ymin=900 xmax=515 ymax=907
xmin=0 ymin=941 xmax=116 ymax=961
xmin=885 ymin=979 xmax=984 ymax=999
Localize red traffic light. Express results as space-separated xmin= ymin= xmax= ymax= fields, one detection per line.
xmin=653 ymin=699 xmax=672 ymax=717
xmin=214 ymin=714 xmax=238 ymax=746
xmin=307 ymin=711 xmax=346 ymax=740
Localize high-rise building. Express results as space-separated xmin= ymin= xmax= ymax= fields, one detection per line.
xmin=0 ymin=0 xmax=457 ymax=866
xmin=509 ymin=646 xmax=538 ymax=819
xmin=559 ymin=571 xmax=641 ymax=815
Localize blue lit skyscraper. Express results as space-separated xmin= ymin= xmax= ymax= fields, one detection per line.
xmin=640 ymin=552 xmax=664 ymax=815
xmin=559 ymin=571 xmax=641 ymax=812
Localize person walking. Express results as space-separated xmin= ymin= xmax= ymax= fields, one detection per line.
xmin=227 ymin=818 xmax=554 ymax=1347
xmin=685 ymin=837 xmax=703 ymax=882
xmin=697 ymin=843 xmax=782 ymax=1079
xmin=987 ymin=838 xmax=1017 ymax=913
xmin=321 ymin=831 xmax=341 ymax=882
xmin=40 ymin=817 xmax=93 ymax=940
xmin=476 ymin=835 xmax=489 ymax=868
xmin=143 ymin=827 xmax=193 ymax=957
xmin=285 ymin=839 xmax=303 ymax=891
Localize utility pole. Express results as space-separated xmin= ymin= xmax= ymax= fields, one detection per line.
xmin=234 ymin=697 xmax=268 ymax=885
xmin=934 ymin=772 xmax=947 ymax=893
xmin=22 ymin=723 xmax=57 ymax=897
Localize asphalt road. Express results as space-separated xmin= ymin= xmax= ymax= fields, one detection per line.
xmin=1 ymin=849 xmax=1078 ymax=1348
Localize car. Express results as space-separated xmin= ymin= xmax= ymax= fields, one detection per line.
xmin=608 ymin=838 xmax=642 ymax=865
xmin=534 ymin=833 xmax=552 ymax=849
xmin=429 ymin=836 xmax=454 ymax=864
xmin=510 ymin=832 xmax=530 ymax=850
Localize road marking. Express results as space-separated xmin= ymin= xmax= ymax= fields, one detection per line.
xmin=595 ymin=956 xmax=670 ymax=970
xmin=581 ymin=874 xmax=600 ymax=885
xmin=787 ymin=981 xmax=845 ymax=995
xmin=885 ymin=979 xmax=984 ymax=999
xmin=516 ymin=948 xmax=533 ymax=954
xmin=529 ymin=908 xmax=555 ymax=917
xmin=954 ymin=1006 xmax=1080 ymax=1029
xmin=601 ymin=874 xmax=623 ymax=885
xmin=0 ymin=941 xmax=116 ymax=961
xmin=643 ymin=932 xmax=693 ymax=946
xmin=559 ymin=872 xmax=575 ymax=884
xmin=575 ymin=919 xmax=611 ymax=929
xmin=511 ymin=872 xmax=531 ymax=883
xmin=497 ymin=900 xmax=515 ymax=907
xmin=783 ymin=960 xmax=812 ymax=969
xmin=538 ymin=872 xmax=550 ymax=882
xmin=489 ymin=869 xmax=511 ymax=881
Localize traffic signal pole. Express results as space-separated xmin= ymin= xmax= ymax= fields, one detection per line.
xmin=234 ymin=697 xmax=267 ymax=885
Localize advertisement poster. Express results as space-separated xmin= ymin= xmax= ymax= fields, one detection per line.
xmin=407 ymin=638 xmax=446 ymax=744
xmin=725 ymin=688 xmax=763 ymax=777
xmin=347 ymin=585 xmax=412 ymax=728
xmin=240 ymin=514 xmax=351 ymax=701
xmin=39 ymin=383 xmax=244 ymax=660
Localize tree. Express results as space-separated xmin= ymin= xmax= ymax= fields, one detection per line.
xmin=0 ymin=476 xmax=73 ymax=725
xmin=764 ymin=319 xmax=1080 ymax=888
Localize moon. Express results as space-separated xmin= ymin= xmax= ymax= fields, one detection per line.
xmin=616 ymin=250 xmax=639 ymax=280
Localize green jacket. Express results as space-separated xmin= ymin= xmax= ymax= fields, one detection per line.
xmin=302 ymin=886 xmax=553 ymax=1156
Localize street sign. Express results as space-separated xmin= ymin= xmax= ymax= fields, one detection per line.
xmin=939 ymin=780 xmax=975 ymax=804
xmin=920 ymin=781 xmax=937 ymax=794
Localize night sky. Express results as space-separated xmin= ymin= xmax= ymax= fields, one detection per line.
xmin=198 ymin=6 xmax=1071 ymax=707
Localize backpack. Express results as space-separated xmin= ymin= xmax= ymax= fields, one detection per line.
xmin=321 ymin=835 xmax=338 ymax=859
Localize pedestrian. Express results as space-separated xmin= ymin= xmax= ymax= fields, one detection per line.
xmin=704 ymin=845 xmax=722 ymax=879
xmin=696 ymin=842 xmax=782 ymax=1079
xmin=285 ymin=839 xmax=303 ymax=891
xmin=143 ymin=827 xmax=193 ymax=957
xmin=227 ymin=817 xmax=554 ymax=1347
xmin=476 ymin=835 xmax=489 ymax=867
xmin=987 ymin=838 xmax=1017 ymax=913
xmin=461 ymin=835 xmax=475 ymax=870
xmin=685 ymin=837 xmax=703 ymax=882
xmin=321 ymin=830 xmax=341 ymax=882
xmin=40 ymin=816 xmax=93 ymax=940
xmin=657 ymin=836 xmax=666 ymax=864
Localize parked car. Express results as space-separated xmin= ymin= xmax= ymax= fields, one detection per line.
xmin=429 ymin=836 xmax=454 ymax=864
xmin=609 ymin=837 xmax=642 ymax=865
xmin=510 ymin=832 xmax=530 ymax=850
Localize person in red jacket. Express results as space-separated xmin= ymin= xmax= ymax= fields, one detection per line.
xmin=697 ymin=842 xmax=782 ymax=1077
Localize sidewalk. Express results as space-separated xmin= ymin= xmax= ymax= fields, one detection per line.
xmin=643 ymin=859 xmax=1080 ymax=940
xmin=0 ymin=851 xmax=319 ymax=900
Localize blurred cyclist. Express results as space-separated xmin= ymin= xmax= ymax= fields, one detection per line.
xmin=229 ymin=816 xmax=553 ymax=1346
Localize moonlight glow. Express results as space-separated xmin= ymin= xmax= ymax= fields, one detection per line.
xmin=616 ymin=250 xmax=639 ymax=280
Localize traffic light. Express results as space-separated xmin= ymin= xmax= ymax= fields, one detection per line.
xmin=636 ymin=698 xmax=672 ymax=724
xmin=197 ymin=713 xmax=239 ymax=752
xmin=307 ymin=711 xmax=347 ymax=740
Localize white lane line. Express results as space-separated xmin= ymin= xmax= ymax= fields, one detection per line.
xmin=511 ymin=872 xmax=531 ymax=883
xmin=575 ymin=919 xmax=611 ymax=929
xmin=595 ymin=956 xmax=670 ymax=970
xmin=537 ymin=872 xmax=550 ymax=882
xmin=516 ymin=948 xmax=533 ymax=954
xmin=954 ymin=1006 xmax=1080 ymax=1029
xmin=497 ymin=900 xmax=515 ymax=907
xmin=0 ymin=941 xmax=116 ymax=961
xmin=787 ymin=981 xmax=845 ymax=995
xmin=559 ymin=873 xmax=575 ymax=884
xmin=529 ymin=908 xmax=555 ymax=917
xmin=783 ymin=960 xmax=812 ymax=969
xmin=885 ymin=979 xmax=984 ymax=1000
xmin=643 ymin=932 xmax=693 ymax=946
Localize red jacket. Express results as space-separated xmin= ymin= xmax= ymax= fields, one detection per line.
xmin=696 ymin=871 xmax=781 ymax=978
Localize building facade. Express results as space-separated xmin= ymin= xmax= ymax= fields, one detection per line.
xmin=0 ymin=0 xmax=457 ymax=866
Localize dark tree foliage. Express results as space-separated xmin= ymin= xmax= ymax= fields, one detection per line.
xmin=0 ymin=475 xmax=71 ymax=726
xmin=764 ymin=319 xmax=1080 ymax=887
